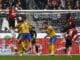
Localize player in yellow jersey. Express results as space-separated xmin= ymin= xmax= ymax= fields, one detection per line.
xmin=20 ymin=20 xmax=32 ymax=53
xmin=15 ymin=20 xmax=23 ymax=54
xmin=15 ymin=17 xmax=32 ymax=55
xmin=43 ymin=22 xmax=57 ymax=55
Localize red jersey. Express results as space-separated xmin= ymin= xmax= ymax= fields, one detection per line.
xmin=65 ymin=28 xmax=78 ymax=41
xmin=8 ymin=7 xmax=16 ymax=19
xmin=68 ymin=17 xmax=74 ymax=25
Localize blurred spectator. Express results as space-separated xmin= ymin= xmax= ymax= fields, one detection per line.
xmin=47 ymin=0 xmax=60 ymax=9
xmin=20 ymin=0 xmax=28 ymax=9
xmin=34 ymin=0 xmax=47 ymax=9
xmin=0 ymin=4 xmax=2 ymax=9
xmin=75 ymin=0 xmax=80 ymax=9
xmin=60 ymin=0 xmax=65 ymax=9
xmin=1 ymin=0 xmax=10 ymax=9
xmin=66 ymin=0 xmax=72 ymax=9
xmin=25 ymin=0 xmax=30 ymax=9
xmin=9 ymin=0 xmax=15 ymax=6
xmin=15 ymin=2 xmax=22 ymax=10
xmin=0 ymin=0 xmax=80 ymax=10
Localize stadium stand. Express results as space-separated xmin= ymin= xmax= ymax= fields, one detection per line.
xmin=0 ymin=0 xmax=80 ymax=10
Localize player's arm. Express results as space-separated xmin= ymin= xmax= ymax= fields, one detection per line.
xmin=33 ymin=31 xmax=37 ymax=39
xmin=34 ymin=31 xmax=37 ymax=39
xmin=75 ymin=40 xmax=79 ymax=43
xmin=28 ymin=22 xmax=31 ymax=31
xmin=42 ymin=29 xmax=49 ymax=38
xmin=65 ymin=29 xmax=72 ymax=38
xmin=72 ymin=34 xmax=78 ymax=41
xmin=44 ymin=34 xmax=49 ymax=38
xmin=72 ymin=30 xmax=78 ymax=41
xmin=65 ymin=32 xmax=68 ymax=37
xmin=15 ymin=24 xmax=19 ymax=28
xmin=48 ymin=26 xmax=55 ymax=33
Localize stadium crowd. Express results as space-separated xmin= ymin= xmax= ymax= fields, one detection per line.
xmin=0 ymin=0 xmax=80 ymax=10
xmin=33 ymin=0 xmax=80 ymax=9
xmin=0 ymin=0 xmax=29 ymax=10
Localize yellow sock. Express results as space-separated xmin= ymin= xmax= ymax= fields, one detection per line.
xmin=25 ymin=40 xmax=30 ymax=48
xmin=49 ymin=44 xmax=55 ymax=54
xmin=49 ymin=45 xmax=51 ymax=53
xmin=21 ymin=41 xmax=25 ymax=49
xmin=18 ymin=43 xmax=23 ymax=54
xmin=51 ymin=44 xmax=55 ymax=54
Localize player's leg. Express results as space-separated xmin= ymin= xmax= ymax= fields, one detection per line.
xmin=17 ymin=34 xmax=26 ymax=54
xmin=64 ymin=39 xmax=69 ymax=54
xmin=21 ymin=33 xmax=28 ymax=52
xmin=67 ymin=40 xmax=72 ymax=56
xmin=21 ymin=41 xmax=26 ymax=51
xmin=25 ymin=39 xmax=29 ymax=48
xmin=48 ymin=36 xmax=57 ymax=55
xmin=24 ymin=33 xmax=32 ymax=53
xmin=48 ymin=42 xmax=54 ymax=55
xmin=16 ymin=35 xmax=23 ymax=55
xmin=32 ymin=39 xmax=39 ymax=54
xmin=35 ymin=45 xmax=38 ymax=53
xmin=48 ymin=44 xmax=55 ymax=55
xmin=17 ymin=40 xmax=23 ymax=55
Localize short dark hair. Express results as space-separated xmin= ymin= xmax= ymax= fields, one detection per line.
xmin=71 ymin=23 xmax=76 ymax=28
xmin=66 ymin=13 xmax=71 ymax=20
xmin=43 ymin=22 xmax=48 ymax=25
xmin=68 ymin=23 xmax=76 ymax=29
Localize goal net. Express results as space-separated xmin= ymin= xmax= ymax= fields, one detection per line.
xmin=0 ymin=10 xmax=80 ymax=55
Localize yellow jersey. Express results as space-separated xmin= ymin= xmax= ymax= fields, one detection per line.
xmin=45 ymin=26 xmax=56 ymax=38
xmin=15 ymin=23 xmax=22 ymax=34
xmin=16 ymin=22 xmax=30 ymax=34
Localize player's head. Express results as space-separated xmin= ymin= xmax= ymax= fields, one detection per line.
xmin=17 ymin=17 xmax=24 ymax=23
xmin=30 ymin=25 xmax=35 ymax=30
xmin=67 ymin=13 xmax=71 ymax=20
xmin=71 ymin=23 xmax=76 ymax=28
xmin=43 ymin=22 xmax=49 ymax=29
xmin=68 ymin=23 xmax=76 ymax=29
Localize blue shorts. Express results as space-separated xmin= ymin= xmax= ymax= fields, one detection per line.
xmin=49 ymin=36 xmax=57 ymax=44
xmin=17 ymin=34 xmax=22 ymax=40
xmin=22 ymin=33 xmax=31 ymax=41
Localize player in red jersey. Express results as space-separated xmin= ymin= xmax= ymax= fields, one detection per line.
xmin=67 ymin=14 xmax=74 ymax=25
xmin=62 ymin=13 xmax=75 ymax=33
xmin=64 ymin=25 xmax=78 ymax=56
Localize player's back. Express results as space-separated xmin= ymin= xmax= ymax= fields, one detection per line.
xmin=66 ymin=28 xmax=78 ymax=40
xmin=46 ymin=26 xmax=56 ymax=38
xmin=16 ymin=22 xmax=30 ymax=33
xmin=21 ymin=22 xmax=30 ymax=33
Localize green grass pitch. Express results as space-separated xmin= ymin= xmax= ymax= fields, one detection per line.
xmin=0 ymin=55 xmax=80 ymax=60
